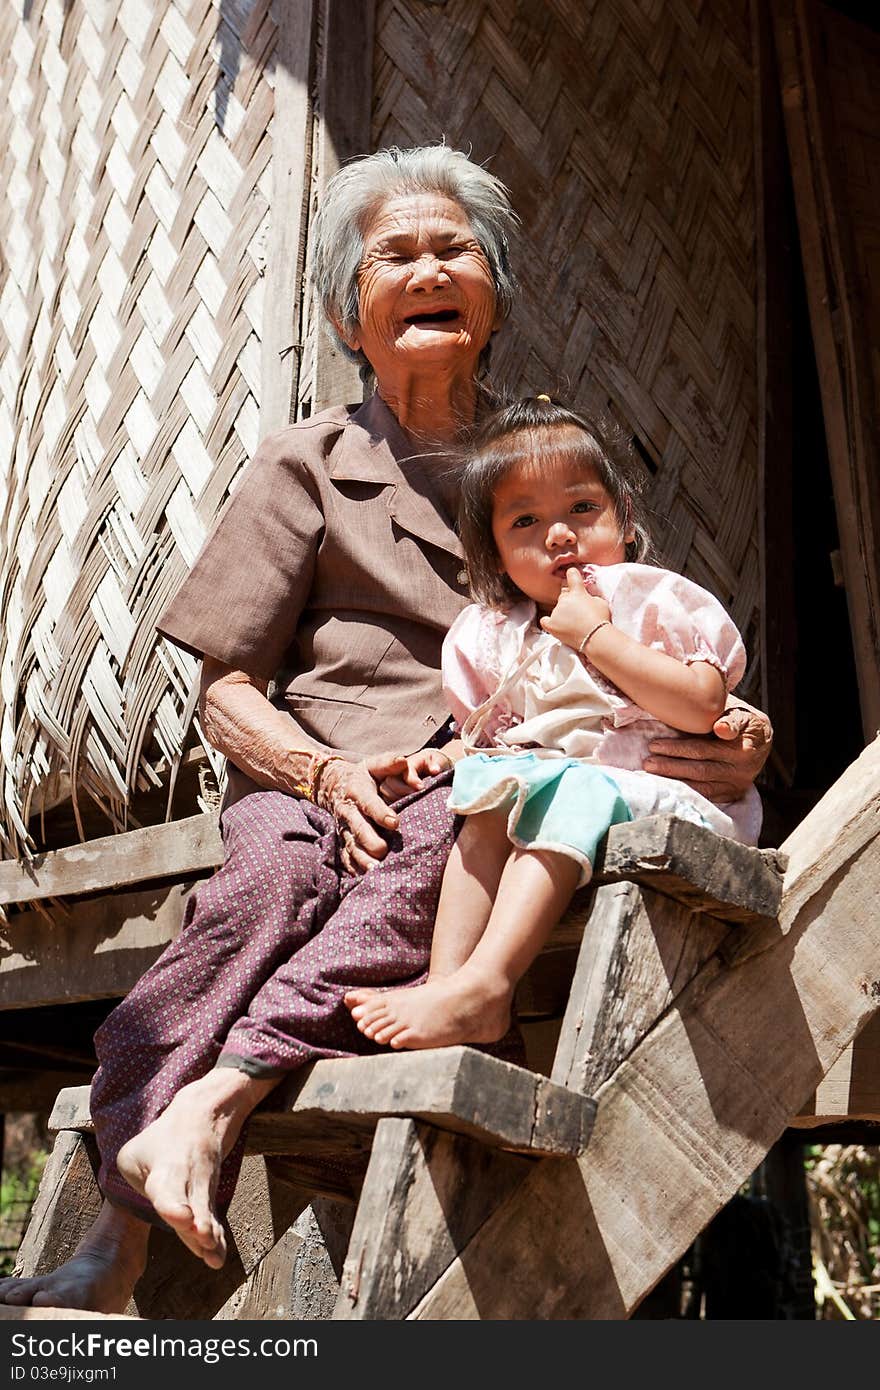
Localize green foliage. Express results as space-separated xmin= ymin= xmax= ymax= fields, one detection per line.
xmin=0 ymin=1149 xmax=47 ymax=1277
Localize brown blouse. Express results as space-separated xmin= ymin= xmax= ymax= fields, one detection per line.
xmin=157 ymin=394 xmax=470 ymax=784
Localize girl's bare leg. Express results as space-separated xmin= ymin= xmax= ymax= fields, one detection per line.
xmin=426 ymin=809 xmax=513 ymax=977
xmin=116 ymin=1067 xmax=278 ymax=1267
xmin=0 ymin=1199 xmax=149 ymax=1313
xmin=345 ymin=811 xmax=509 ymax=1033
xmin=346 ymin=841 xmax=581 ymax=1049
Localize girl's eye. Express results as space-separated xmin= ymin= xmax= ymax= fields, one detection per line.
xmin=512 ymin=514 xmax=537 ymax=529
xmin=571 ymin=501 xmax=599 ymax=514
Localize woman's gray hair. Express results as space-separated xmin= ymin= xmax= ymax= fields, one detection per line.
xmin=310 ymin=145 xmax=519 ymax=375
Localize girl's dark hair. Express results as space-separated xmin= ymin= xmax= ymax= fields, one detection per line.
xmin=458 ymin=396 xmax=654 ymax=608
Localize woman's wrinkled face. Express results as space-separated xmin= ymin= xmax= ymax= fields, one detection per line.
xmin=342 ymin=192 xmax=501 ymax=380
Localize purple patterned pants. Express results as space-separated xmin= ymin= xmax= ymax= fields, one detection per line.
xmin=91 ymin=774 xmax=501 ymax=1220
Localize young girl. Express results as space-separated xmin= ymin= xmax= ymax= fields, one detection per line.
xmin=345 ymin=397 xmax=762 ymax=1051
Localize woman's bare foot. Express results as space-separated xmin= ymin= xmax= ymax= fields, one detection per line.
xmin=344 ymin=969 xmax=512 ymax=1049
xmin=0 ymin=1200 xmax=148 ymax=1313
xmin=116 ymin=1068 xmax=276 ymax=1268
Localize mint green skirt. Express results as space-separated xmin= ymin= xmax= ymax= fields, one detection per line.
xmin=449 ymin=752 xmax=632 ymax=883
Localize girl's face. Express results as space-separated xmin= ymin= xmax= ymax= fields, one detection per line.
xmin=491 ymin=438 xmax=633 ymax=610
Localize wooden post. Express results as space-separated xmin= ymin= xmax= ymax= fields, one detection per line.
xmin=259 ymin=1 xmax=317 ymax=435
xmin=308 ymin=0 xmax=376 ymax=413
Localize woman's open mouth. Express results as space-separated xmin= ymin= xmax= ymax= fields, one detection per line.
xmin=403 ymin=308 xmax=461 ymax=329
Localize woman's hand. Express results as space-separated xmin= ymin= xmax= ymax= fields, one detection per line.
xmin=540 ymin=568 xmax=611 ymax=651
xmin=316 ymin=752 xmax=416 ymax=875
xmin=644 ymin=698 xmax=773 ymax=803
xmin=376 ymin=749 xmax=454 ymax=803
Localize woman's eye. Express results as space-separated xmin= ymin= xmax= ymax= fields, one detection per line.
xmin=512 ymin=515 xmax=536 ymax=529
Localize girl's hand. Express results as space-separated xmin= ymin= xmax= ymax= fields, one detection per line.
xmin=540 ymin=567 xmax=611 ymax=651
xmin=316 ymin=753 xmax=411 ymax=875
xmin=644 ymin=699 xmax=773 ymax=803
xmin=377 ymin=748 xmax=454 ymax=803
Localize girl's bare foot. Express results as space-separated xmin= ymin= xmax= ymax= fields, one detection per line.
xmin=116 ymin=1068 xmax=276 ymax=1268
xmin=0 ymin=1200 xmax=148 ymax=1313
xmin=344 ymin=969 xmax=512 ymax=1049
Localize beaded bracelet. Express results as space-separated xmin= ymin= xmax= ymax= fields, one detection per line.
xmin=293 ymin=752 xmax=345 ymax=803
xmin=578 ymin=619 xmax=610 ymax=655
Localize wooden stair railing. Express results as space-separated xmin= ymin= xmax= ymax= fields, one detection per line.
xmin=6 ymin=734 xmax=880 ymax=1318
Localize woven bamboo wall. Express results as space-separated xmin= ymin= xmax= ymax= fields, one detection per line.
xmin=373 ymin=0 xmax=760 ymax=679
xmin=0 ymin=0 xmax=762 ymax=854
xmin=0 ymin=0 xmax=281 ymax=851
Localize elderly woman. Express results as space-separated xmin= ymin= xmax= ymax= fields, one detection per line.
xmin=0 ymin=145 xmax=771 ymax=1314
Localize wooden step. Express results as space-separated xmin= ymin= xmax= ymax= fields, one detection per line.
xmin=49 ymin=1047 xmax=596 ymax=1175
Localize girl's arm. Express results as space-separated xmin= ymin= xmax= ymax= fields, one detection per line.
xmin=540 ymin=569 xmax=727 ymax=734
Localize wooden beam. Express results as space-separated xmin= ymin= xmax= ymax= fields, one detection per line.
xmin=259 ymin=0 xmax=316 ymax=434
xmin=0 ymin=813 xmax=221 ymax=908
xmin=752 ymin=0 xmax=797 ymax=782
xmin=310 ymin=0 xmax=376 ymax=412
xmin=551 ymin=881 xmax=730 ymax=1094
xmin=594 ymin=815 xmax=785 ymax=922
xmin=792 ymin=1009 xmax=880 ymax=1126
xmin=404 ymin=736 xmax=880 ymax=1318
xmin=0 ymin=883 xmax=194 ymax=1010
xmin=0 ymin=1069 xmax=91 ymax=1113
xmin=335 ymin=1118 xmax=531 ymax=1320
xmin=0 ymin=809 xmax=780 ymax=919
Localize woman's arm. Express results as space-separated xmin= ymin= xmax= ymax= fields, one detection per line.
xmin=200 ymin=657 xmax=411 ymax=874
xmin=644 ymin=700 xmax=773 ymax=801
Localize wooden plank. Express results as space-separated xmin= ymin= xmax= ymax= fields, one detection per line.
xmin=259 ymin=0 xmax=316 ymax=434
xmin=311 ymin=0 xmax=376 ymax=412
xmin=405 ymin=736 xmax=880 ymax=1318
xmin=593 ymin=815 xmax=785 ymax=923
xmin=50 ymin=1047 xmax=596 ymax=1161
xmin=772 ymin=0 xmax=880 ymax=736
xmin=0 ymin=813 xmax=221 ymax=907
xmin=0 ymin=812 xmax=780 ymax=928
xmin=792 ymin=1009 xmax=880 ymax=1126
xmin=14 ymin=1131 xmax=103 ymax=1283
xmin=334 ymin=1118 xmax=530 ymax=1320
xmin=551 ymin=881 xmax=729 ymax=1094
xmin=212 ymin=1226 xmax=304 ymax=1320
xmin=0 ymin=1069 xmax=91 ymax=1114
xmin=127 ymin=1156 xmax=310 ymax=1320
xmin=0 ymin=883 xmax=194 ymax=1010
xmin=752 ymin=0 xmax=797 ymax=784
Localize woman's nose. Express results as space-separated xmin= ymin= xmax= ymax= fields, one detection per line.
xmin=546 ymin=521 xmax=576 ymax=548
xmin=407 ymin=254 xmax=450 ymax=290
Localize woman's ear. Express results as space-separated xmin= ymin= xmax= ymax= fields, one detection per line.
xmin=334 ymin=318 xmax=362 ymax=353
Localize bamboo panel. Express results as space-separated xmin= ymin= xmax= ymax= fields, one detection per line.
xmin=0 ymin=0 xmax=284 ymax=853
xmin=373 ymin=0 xmax=761 ymax=688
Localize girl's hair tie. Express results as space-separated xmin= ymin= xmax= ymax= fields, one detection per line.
xmin=536 ymin=394 xmax=551 ymax=402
